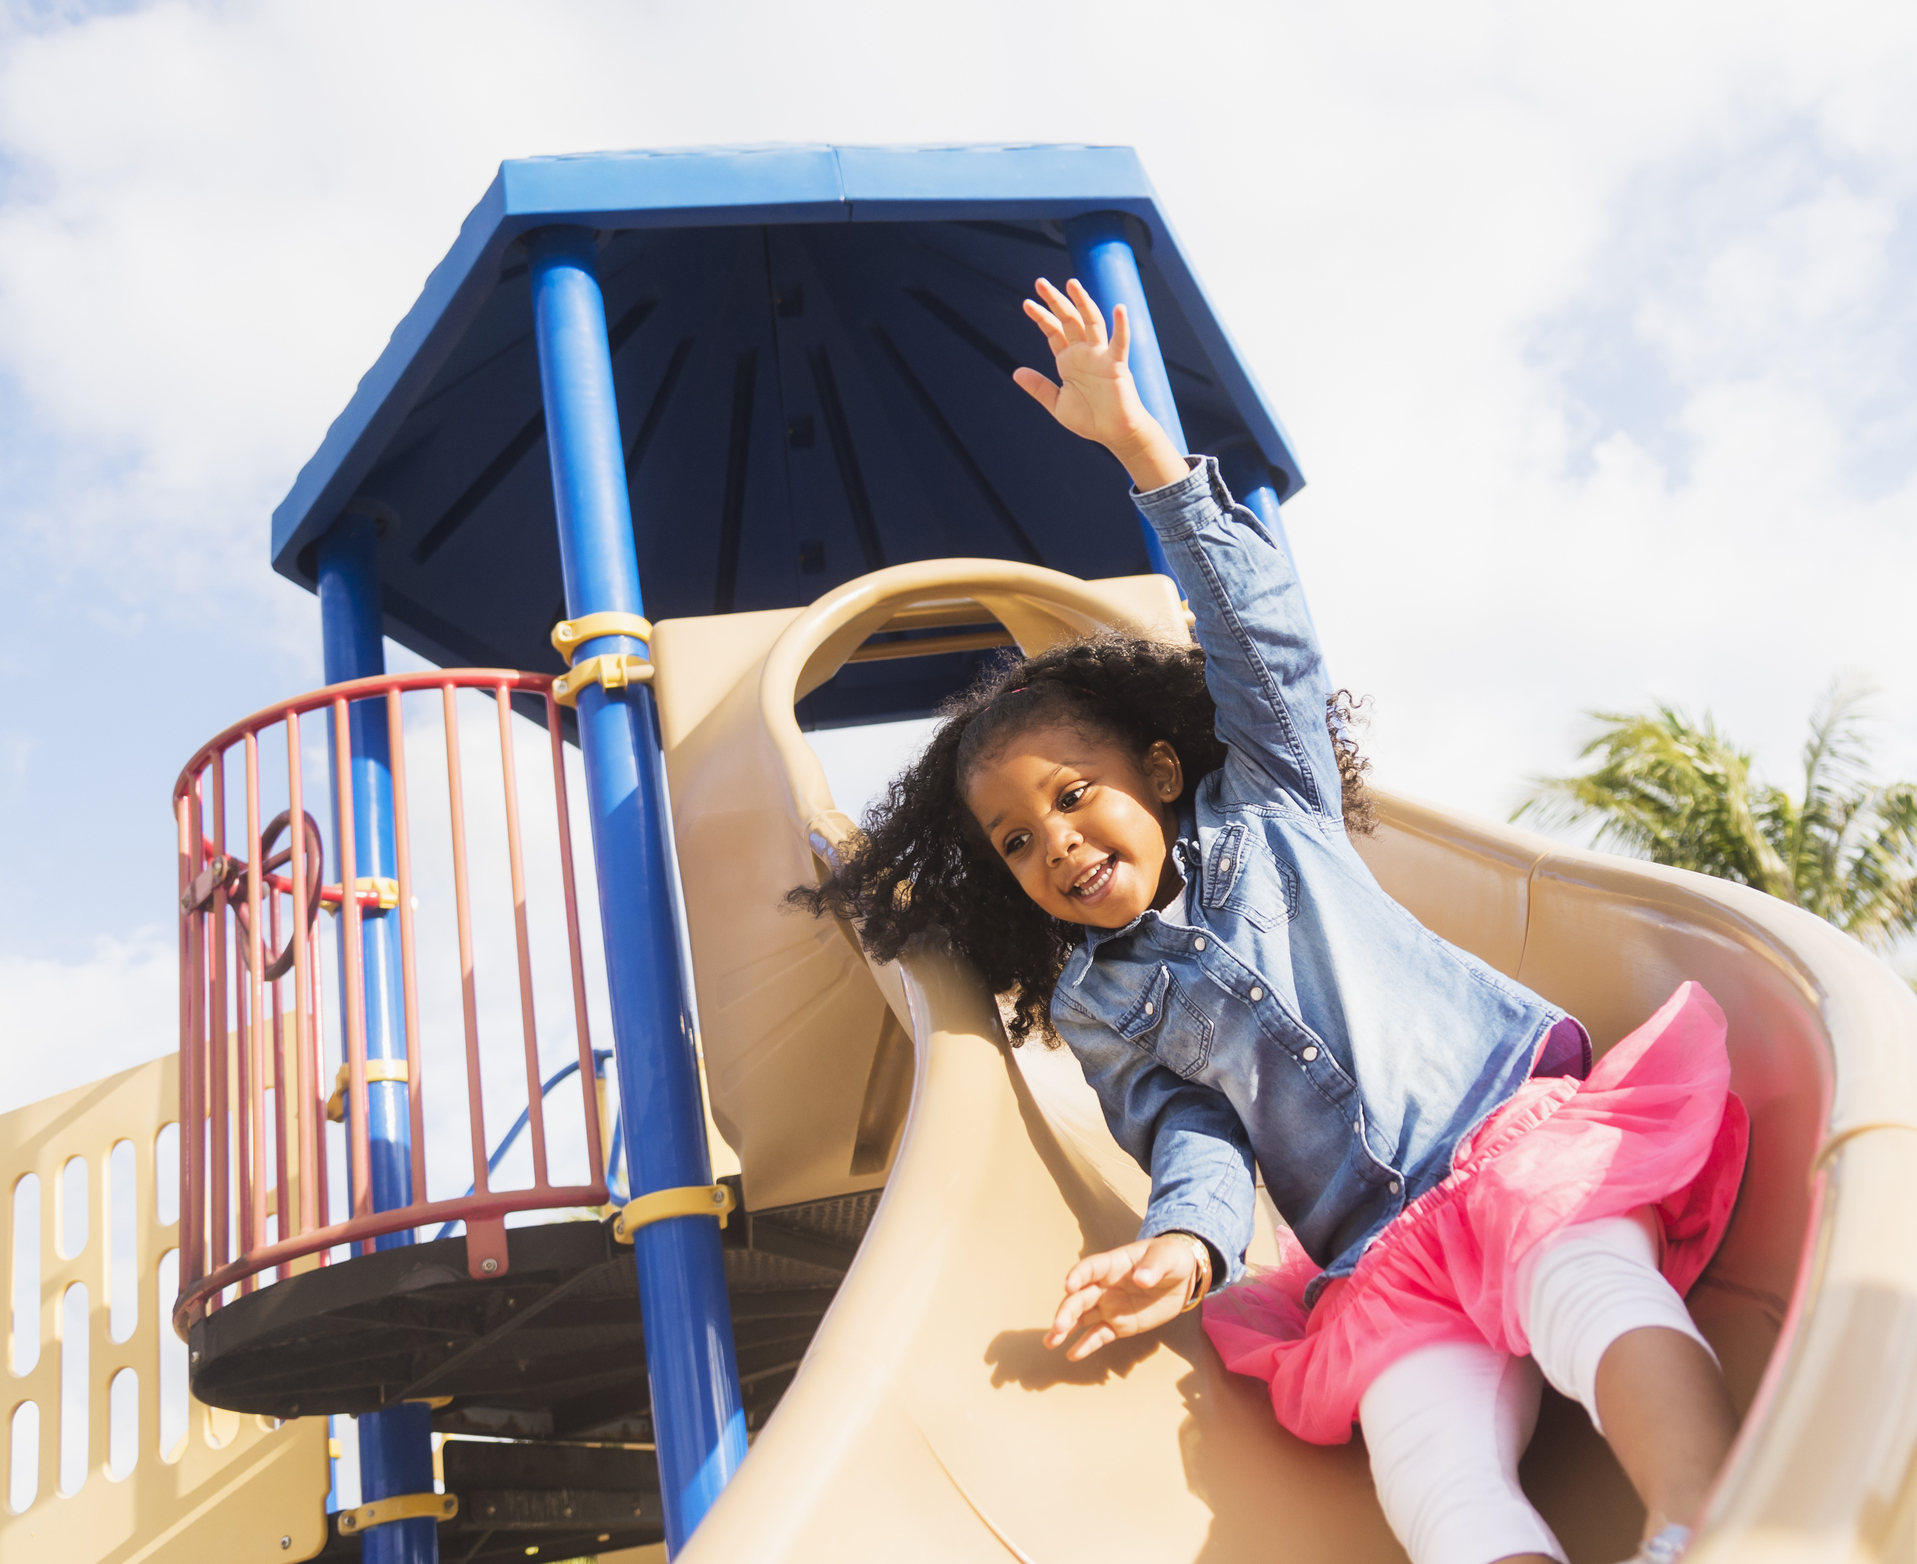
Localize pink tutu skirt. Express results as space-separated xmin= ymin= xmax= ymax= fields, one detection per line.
xmin=1201 ymin=981 xmax=1749 ymax=1445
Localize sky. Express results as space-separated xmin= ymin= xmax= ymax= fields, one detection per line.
xmin=2 ymin=0 xmax=1916 ymax=1113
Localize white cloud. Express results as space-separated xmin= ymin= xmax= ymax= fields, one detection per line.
xmin=0 ymin=929 xmax=176 ymax=1114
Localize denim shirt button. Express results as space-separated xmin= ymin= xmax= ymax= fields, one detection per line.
xmin=1193 ymin=937 xmax=1207 ymax=951
xmin=1249 ymin=986 xmax=1263 ymax=1001
xmin=1300 ymin=1045 xmax=1318 ymax=1061
xmin=1143 ymin=1001 xmax=1154 ymax=1016
xmin=1389 ymin=1179 xmax=1402 ymax=1194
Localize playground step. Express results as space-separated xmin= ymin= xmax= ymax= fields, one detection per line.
xmin=318 ymin=1440 xmax=663 ymax=1560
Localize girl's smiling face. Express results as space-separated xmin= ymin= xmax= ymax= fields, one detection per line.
xmin=963 ymin=721 xmax=1186 ymax=928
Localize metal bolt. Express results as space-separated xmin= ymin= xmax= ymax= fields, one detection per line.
xmin=281 ymin=1538 xmax=291 ymax=1551
xmin=190 ymin=1350 xmax=200 ymax=1363
xmin=481 ymin=1257 xmax=499 ymax=1273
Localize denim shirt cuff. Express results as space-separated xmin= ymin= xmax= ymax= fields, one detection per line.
xmin=1138 ymin=1206 xmax=1246 ymax=1288
xmin=1131 ymin=454 xmax=1225 ymax=542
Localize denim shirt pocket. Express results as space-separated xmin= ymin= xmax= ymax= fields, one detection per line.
xmin=1205 ymin=822 xmax=1297 ymax=931
xmin=1117 ymin=963 xmax=1214 ymax=1080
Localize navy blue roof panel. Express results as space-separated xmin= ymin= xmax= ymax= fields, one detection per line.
xmin=271 ymin=144 xmax=1305 ymax=719
xmin=835 ymin=142 xmax=1155 ymax=217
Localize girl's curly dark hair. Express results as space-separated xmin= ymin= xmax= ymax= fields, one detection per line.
xmin=789 ymin=632 xmax=1374 ymax=1045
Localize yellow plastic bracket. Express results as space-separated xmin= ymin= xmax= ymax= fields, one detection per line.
xmin=326 ymin=1058 xmax=410 ymax=1123
xmin=337 ymin=1490 xmax=459 ymax=1534
xmin=553 ymin=653 xmax=653 ymax=708
xmin=551 ymin=611 xmax=655 ymax=666
xmin=612 ymin=1182 xmax=736 ymax=1243
xmin=322 ymin=876 xmax=400 ymax=915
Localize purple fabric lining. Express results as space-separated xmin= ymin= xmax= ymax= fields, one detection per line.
xmin=1531 ymin=1016 xmax=1593 ymax=1080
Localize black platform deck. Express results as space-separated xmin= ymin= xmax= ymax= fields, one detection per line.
xmin=191 ymin=1185 xmax=879 ymax=1445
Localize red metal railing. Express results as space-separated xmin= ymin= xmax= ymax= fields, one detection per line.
xmin=172 ymin=670 xmax=607 ymax=1334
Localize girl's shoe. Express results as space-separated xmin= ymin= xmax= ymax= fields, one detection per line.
xmin=1619 ymin=1524 xmax=1691 ymax=1564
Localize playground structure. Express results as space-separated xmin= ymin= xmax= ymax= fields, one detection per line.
xmin=5 ymin=143 xmax=1917 ymax=1564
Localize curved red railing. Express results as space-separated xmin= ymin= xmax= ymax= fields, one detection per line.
xmin=172 ymin=670 xmax=608 ymax=1335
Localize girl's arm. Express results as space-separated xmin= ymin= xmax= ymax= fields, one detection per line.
xmin=1046 ymin=996 xmax=1256 ymax=1358
xmin=1017 ymin=279 xmax=1343 ymax=816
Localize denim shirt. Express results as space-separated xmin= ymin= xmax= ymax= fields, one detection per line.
xmin=1050 ymin=457 xmax=1572 ymax=1299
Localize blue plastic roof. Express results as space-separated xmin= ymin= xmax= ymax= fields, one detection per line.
xmin=271 ymin=143 xmax=1305 ymax=724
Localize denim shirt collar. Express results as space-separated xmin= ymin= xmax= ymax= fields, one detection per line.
xmin=1070 ymin=806 xmax=1203 ymax=972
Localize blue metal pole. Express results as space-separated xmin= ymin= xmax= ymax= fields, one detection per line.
xmin=316 ymin=511 xmax=435 ymax=1564
xmin=317 ymin=513 xmax=413 ymax=1227
xmin=1218 ymin=443 xmax=1313 ymax=615
xmin=526 ymin=223 xmax=746 ymax=1553
xmin=1064 ymin=211 xmax=1183 ymax=581
xmin=358 ymin=1405 xmax=435 ymax=1552
xmin=326 ymin=1415 xmax=340 ymax=1515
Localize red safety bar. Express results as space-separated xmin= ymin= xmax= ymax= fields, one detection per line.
xmin=172 ymin=670 xmax=607 ymax=1336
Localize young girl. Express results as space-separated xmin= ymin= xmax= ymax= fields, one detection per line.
xmin=795 ymin=278 xmax=1747 ymax=1564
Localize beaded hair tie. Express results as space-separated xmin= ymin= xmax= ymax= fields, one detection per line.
xmin=969 ymin=684 xmax=1030 ymax=719
xmin=977 ymin=681 xmax=1100 ymax=718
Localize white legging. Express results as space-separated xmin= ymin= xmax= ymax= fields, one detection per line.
xmin=1356 ymin=1209 xmax=1715 ymax=1564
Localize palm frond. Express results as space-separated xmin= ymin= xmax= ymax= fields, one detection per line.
xmin=1824 ymin=782 xmax=1917 ymax=945
xmin=1519 ymin=681 xmax=1917 ymax=949
xmin=1788 ymin=676 xmax=1881 ymax=915
xmin=1514 ymin=706 xmax=1788 ymax=895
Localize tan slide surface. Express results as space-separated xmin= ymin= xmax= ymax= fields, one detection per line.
xmin=655 ymin=563 xmax=1917 ymax=1564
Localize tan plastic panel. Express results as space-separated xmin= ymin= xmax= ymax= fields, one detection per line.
xmin=1348 ymin=791 xmax=1556 ymax=980
xmin=652 ymin=563 xmax=1185 ymax=1212
xmin=0 ymin=1055 xmax=329 ymax=1564
xmin=653 ymin=604 xmax=838 ymax=1208
xmin=1692 ymin=1128 xmax=1917 ymax=1564
xmin=654 ymin=555 xmax=1917 ymax=1563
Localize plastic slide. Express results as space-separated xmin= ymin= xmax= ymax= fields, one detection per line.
xmin=652 ymin=560 xmax=1917 ymax=1563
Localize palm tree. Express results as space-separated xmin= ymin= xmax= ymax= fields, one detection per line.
xmin=1514 ymin=681 xmax=1917 ymax=947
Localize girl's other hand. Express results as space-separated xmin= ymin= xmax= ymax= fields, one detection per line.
xmin=1043 ymin=1234 xmax=1197 ymax=1361
xmin=1014 ymin=278 xmax=1188 ymax=492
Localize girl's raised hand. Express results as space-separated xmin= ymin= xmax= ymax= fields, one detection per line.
xmin=1043 ymin=1234 xmax=1197 ymax=1361
xmin=1013 ymin=278 xmax=1187 ymax=492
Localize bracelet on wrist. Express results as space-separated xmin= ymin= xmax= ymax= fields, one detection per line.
xmin=1175 ymin=1232 xmax=1213 ymax=1313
